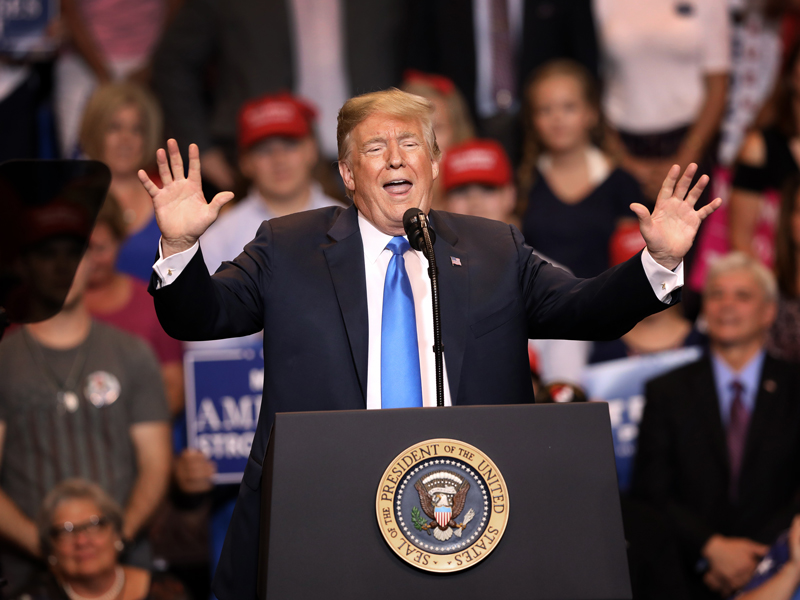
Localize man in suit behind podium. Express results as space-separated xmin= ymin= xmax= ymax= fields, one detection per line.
xmin=140 ymin=89 xmax=720 ymax=600
xmin=632 ymin=252 xmax=800 ymax=600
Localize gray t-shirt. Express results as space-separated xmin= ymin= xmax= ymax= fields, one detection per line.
xmin=0 ymin=321 xmax=169 ymax=517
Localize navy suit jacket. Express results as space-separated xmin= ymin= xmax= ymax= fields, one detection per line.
xmin=151 ymin=205 xmax=670 ymax=600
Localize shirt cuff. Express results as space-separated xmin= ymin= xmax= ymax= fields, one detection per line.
xmin=152 ymin=238 xmax=199 ymax=289
xmin=641 ymin=248 xmax=684 ymax=304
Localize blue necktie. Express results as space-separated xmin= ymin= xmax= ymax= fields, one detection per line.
xmin=381 ymin=237 xmax=423 ymax=409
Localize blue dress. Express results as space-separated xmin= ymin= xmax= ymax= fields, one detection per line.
xmin=116 ymin=214 xmax=162 ymax=282
xmin=521 ymin=167 xmax=645 ymax=279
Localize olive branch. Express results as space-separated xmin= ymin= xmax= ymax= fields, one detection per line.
xmin=411 ymin=506 xmax=426 ymax=531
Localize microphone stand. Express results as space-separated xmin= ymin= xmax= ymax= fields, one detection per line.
xmin=419 ymin=218 xmax=444 ymax=408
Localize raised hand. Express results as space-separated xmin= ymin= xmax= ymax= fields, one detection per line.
xmin=138 ymin=139 xmax=234 ymax=258
xmin=630 ymin=163 xmax=722 ymax=271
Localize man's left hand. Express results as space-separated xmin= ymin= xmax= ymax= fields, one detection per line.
xmin=630 ymin=163 xmax=722 ymax=271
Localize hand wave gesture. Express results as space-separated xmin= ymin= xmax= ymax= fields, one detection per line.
xmin=630 ymin=163 xmax=722 ymax=271
xmin=138 ymin=139 xmax=234 ymax=257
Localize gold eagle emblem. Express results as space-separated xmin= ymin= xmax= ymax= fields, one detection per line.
xmin=414 ymin=470 xmax=475 ymax=541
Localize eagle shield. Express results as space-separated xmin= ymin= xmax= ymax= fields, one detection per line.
xmin=435 ymin=506 xmax=451 ymax=529
xmin=414 ymin=470 xmax=472 ymax=541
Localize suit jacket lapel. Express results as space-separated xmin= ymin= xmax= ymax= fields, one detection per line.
xmin=429 ymin=211 xmax=469 ymax=404
xmin=323 ymin=205 xmax=369 ymax=404
xmin=696 ymin=357 xmax=730 ymax=472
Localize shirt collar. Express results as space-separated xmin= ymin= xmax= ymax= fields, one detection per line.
xmin=358 ymin=211 xmax=398 ymax=265
xmin=711 ymin=349 xmax=766 ymax=398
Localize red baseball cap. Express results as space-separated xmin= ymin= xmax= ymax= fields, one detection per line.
xmin=402 ymin=69 xmax=456 ymax=96
xmin=441 ymin=139 xmax=512 ymax=193
xmin=23 ymin=200 xmax=92 ymax=247
xmin=238 ymin=92 xmax=318 ymax=150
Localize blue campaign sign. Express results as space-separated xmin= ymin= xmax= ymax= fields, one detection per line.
xmin=582 ymin=346 xmax=703 ymax=492
xmin=0 ymin=0 xmax=59 ymax=56
xmin=185 ymin=342 xmax=264 ymax=484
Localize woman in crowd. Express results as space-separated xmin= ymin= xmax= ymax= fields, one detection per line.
xmin=14 ymin=479 xmax=187 ymax=600
xmin=518 ymin=59 xmax=643 ymax=279
xmin=594 ymin=0 xmax=730 ymax=200
xmin=767 ymin=174 xmax=800 ymax=362
xmin=79 ymin=83 xmax=164 ymax=283
xmin=729 ymin=40 xmax=800 ymax=261
xmin=84 ymin=196 xmax=184 ymax=415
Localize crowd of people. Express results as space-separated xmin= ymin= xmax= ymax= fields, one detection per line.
xmin=2 ymin=1 xmax=800 ymax=599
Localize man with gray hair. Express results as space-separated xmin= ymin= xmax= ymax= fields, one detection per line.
xmin=633 ymin=252 xmax=800 ymax=600
xmin=140 ymin=88 xmax=721 ymax=599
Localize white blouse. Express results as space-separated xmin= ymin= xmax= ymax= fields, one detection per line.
xmin=595 ymin=0 xmax=731 ymax=134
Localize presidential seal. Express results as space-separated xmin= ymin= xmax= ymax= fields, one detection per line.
xmin=376 ymin=438 xmax=509 ymax=573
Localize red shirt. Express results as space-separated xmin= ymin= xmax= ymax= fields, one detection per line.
xmin=90 ymin=277 xmax=182 ymax=365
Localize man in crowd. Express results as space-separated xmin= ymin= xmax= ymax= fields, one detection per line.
xmin=440 ymin=137 xmax=516 ymax=224
xmin=199 ymin=92 xmax=345 ymax=276
xmin=0 ymin=217 xmax=172 ymax=595
xmin=633 ymin=252 xmax=800 ymax=600
xmin=139 ymin=88 xmax=720 ymax=599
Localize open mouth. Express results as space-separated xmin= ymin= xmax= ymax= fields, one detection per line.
xmin=383 ymin=179 xmax=413 ymax=195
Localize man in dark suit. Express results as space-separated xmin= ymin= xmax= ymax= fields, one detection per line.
xmin=140 ymin=89 xmax=720 ymax=600
xmin=632 ymin=252 xmax=800 ymax=600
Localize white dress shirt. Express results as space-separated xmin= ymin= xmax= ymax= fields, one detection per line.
xmin=200 ymin=183 xmax=345 ymax=275
xmin=153 ymin=214 xmax=684 ymax=408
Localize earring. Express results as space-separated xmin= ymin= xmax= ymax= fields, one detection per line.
xmin=48 ymin=555 xmax=57 ymax=566
xmin=114 ymin=540 xmax=124 ymax=552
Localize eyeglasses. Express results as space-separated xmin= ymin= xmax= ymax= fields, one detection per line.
xmin=49 ymin=515 xmax=111 ymax=542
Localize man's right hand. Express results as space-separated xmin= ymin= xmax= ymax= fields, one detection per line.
xmin=702 ymin=534 xmax=768 ymax=593
xmin=138 ymin=139 xmax=234 ymax=258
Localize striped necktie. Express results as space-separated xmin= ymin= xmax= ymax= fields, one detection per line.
xmin=727 ymin=380 xmax=750 ymax=501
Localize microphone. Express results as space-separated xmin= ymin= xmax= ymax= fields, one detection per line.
xmin=402 ymin=208 xmax=436 ymax=257
xmin=402 ymin=208 xmax=444 ymax=407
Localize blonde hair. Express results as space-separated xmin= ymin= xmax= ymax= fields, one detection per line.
xmin=79 ymin=82 xmax=163 ymax=170
xmin=705 ymin=251 xmax=778 ymax=303
xmin=337 ymin=88 xmax=442 ymax=166
xmin=400 ymin=80 xmax=476 ymax=149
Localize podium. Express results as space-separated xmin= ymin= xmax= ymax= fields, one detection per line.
xmin=258 ymin=403 xmax=631 ymax=599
